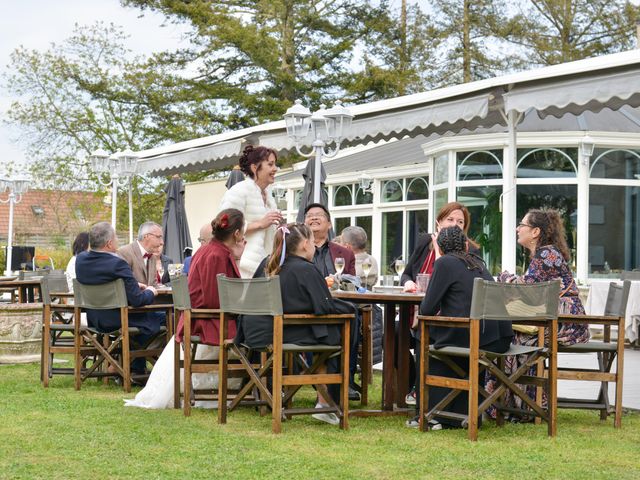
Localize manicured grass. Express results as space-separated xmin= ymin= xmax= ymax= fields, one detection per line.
xmin=1 ymin=361 xmax=639 ymax=479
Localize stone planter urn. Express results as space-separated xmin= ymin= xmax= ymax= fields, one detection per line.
xmin=0 ymin=303 xmax=43 ymax=364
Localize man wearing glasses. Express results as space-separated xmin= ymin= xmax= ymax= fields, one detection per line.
xmin=117 ymin=221 xmax=165 ymax=287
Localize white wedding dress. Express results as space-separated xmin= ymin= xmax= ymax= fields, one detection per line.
xmin=124 ymin=335 xmax=224 ymax=409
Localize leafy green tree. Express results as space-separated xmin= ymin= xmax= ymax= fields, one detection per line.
xmin=505 ymin=0 xmax=639 ymax=65
xmin=430 ymin=0 xmax=523 ymax=85
xmin=3 ymin=23 xmax=213 ymax=228
xmin=343 ymin=0 xmax=439 ymax=102
xmin=121 ymin=0 xmax=381 ymax=116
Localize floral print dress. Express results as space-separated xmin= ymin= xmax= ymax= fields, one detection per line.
xmin=486 ymin=245 xmax=590 ymax=418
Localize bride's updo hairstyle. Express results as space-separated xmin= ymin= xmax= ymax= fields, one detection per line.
xmin=212 ymin=208 xmax=244 ymax=242
xmin=238 ymin=145 xmax=278 ymax=178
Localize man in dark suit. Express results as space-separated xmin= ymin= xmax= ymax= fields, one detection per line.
xmin=75 ymin=221 xmax=162 ymax=376
xmin=303 ymin=203 xmax=360 ymax=400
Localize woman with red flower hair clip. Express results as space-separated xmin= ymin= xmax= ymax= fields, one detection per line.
xmin=125 ymin=208 xmax=246 ymax=409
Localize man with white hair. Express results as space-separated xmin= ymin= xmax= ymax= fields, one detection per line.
xmin=117 ymin=221 xmax=164 ymax=286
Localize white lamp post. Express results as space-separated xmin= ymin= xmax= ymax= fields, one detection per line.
xmin=90 ymin=148 xmax=138 ymax=242
xmin=0 ymin=176 xmax=30 ymax=275
xmin=284 ymin=99 xmax=353 ymax=203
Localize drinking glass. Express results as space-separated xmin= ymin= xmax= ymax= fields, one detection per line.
xmin=168 ymin=263 xmax=178 ymax=277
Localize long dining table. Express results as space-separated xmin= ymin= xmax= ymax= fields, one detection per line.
xmin=333 ymin=289 xmax=424 ymax=417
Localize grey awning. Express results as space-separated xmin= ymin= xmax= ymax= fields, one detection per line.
xmin=504 ymin=69 xmax=640 ymax=117
xmin=137 ymin=138 xmax=246 ymax=176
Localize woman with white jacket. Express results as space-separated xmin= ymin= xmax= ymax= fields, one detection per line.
xmin=219 ymin=145 xmax=283 ymax=278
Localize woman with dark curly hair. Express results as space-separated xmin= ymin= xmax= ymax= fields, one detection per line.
xmin=406 ymin=226 xmax=513 ymax=429
xmin=485 ymin=208 xmax=589 ymax=421
xmin=220 ymin=145 xmax=283 ymax=278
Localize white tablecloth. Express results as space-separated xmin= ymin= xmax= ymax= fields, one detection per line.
xmin=585 ymin=279 xmax=640 ymax=343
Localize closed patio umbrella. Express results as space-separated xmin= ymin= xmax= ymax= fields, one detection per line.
xmin=225 ymin=165 xmax=245 ymax=189
xmin=162 ymin=175 xmax=192 ymax=263
xmin=296 ymin=157 xmax=329 ymax=223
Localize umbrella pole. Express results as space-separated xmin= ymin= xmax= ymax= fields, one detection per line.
xmin=312 ymin=140 xmax=323 ymax=204
xmin=128 ymin=181 xmax=134 ymax=244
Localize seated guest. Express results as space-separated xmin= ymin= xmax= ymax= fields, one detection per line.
xmin=304 ymin=203 xmax=355 ymax=277
xmin=176 ymin=209 xmax=245 ymax=346
xmin=401 ymin=202 xmax=479 ymax=293
xmin=75 ymin=222 xmax=162 ymax=378
xmin=183 ymin=222 xmax=213 ymax=275
xmin=340 ymin=226 xmax=379 ymax=289
xmin=125 ymin=209 xmax=246 ymax=409
xmin=236 ymin=222 xmax=356 ymax=425
xmin=485 ymin=208 xmax=588 ymax=421
xmin=400 ymin=201 xmax=480 ymax=405
xmin=117 ymin=221 xmax=164 ymax=287
xmin=304 ymin=203 xmax=359 ymax=400
xmin=65 ymin=231 xmax=89 ymax=291
xmin=406 ymin=226 xmax=513 ymax=429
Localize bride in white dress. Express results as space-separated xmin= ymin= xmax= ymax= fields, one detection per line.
xmin=124 ymin=340 xmax=222 ymax=409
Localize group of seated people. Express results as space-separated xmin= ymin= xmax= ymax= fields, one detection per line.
xmin=68 ymin=143 xmax=589 ymax=429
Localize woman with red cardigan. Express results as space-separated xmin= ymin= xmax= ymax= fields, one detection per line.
xmin=176 ymin=209 xmax=246 ymax=345
xmin=125 ymin=209 xmax=246 ymax=409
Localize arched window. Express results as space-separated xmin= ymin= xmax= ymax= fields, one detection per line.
xmin=517 ymin=148 xmax=577 ymax=178
xmin=355 ymin=186 xmax=373 ymax=205
xmin=406 ymin=177 xmax=428 ymax=201
xmin=457 ymin=150 xmax=503 ymax=181
xmin=381 ymin=179 xmax=403 ymax=202
xmin=588 ymin=148 xmax=640 ymax=274
xmin=334 ymin=184 xmax=353 ymax=206
xmin=590 ymin=149 xmax=640 ymax=179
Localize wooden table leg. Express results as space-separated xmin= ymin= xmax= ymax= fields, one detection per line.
xmin=396 ymin=303 xmax=410 ymax=408
xmin=382 ymin=303 xmax=396 ymax=410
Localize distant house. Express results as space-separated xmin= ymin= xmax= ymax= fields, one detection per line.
xmin=0 ymin=189 xmax=110 ymax=248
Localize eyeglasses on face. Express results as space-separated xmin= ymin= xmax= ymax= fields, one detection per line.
xmin=305 ymin=212 xmax=329 ymax=220
xmin=146 ymin=233 xmax=164 ymax=240
xmin=517 ymin=222 xmax=534 ymax=229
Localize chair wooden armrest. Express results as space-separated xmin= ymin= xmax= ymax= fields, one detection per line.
xmin=283 ymin=313 xmax=354 ymax=325
xmin=418 ymin=315 xmax=472 ymax=327
xmin=557 ymin=313 xmax=619 ymax=325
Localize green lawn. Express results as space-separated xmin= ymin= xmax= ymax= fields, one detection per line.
xmin=1 ymin=362 xmax=639 ymax=480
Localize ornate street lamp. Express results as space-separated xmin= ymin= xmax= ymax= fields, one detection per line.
xmin=284 ymin=99 xmax=353 ymax=203
xmin=0 ymin=175 xmax=30 ymax=275
xmin=90 ymin=148 xmax=138 ymax=242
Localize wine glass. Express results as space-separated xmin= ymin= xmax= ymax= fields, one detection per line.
xmin=334 ymin=257 xmax=345 ymax=276
xmin=157 ymin=265 xmax=165 ymax=286
xmin=395 ymin=258 xmax=405 ymax=286
xmin=167 ymin=263 xmax=178 ymax=277
xmin=361 ymin=258 xmax=372 ymax=287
